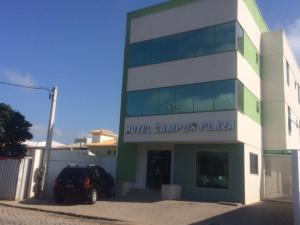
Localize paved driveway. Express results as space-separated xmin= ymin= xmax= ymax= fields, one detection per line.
xmin=0 ymin=199 xmax=293 ymax=225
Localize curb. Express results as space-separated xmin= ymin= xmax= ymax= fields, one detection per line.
xmin=0 ymin=202 xmax=129 ymax=223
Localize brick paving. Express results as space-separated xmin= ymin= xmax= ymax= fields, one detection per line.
xmin=0 ymin=205 xmax=132 ymax=225
xmin=0 ymin=199 xmax=294 ymax=225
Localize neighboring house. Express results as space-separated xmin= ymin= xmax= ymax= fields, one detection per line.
xmin=74 ymin=136 xmax=92 ymax=145
xmin=87 ymin=129 xmax=118 ymax=157
xmin=117 ymin=0 xmax=300 ymax=205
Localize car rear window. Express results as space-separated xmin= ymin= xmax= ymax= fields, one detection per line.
xmin=58 ymin=168 xmax=87 ymax=180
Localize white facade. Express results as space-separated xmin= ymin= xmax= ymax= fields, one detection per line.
xmin=262 ymin=31 xmax=300 ymax=150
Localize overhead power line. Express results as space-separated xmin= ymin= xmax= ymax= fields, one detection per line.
xmin=0 ymin=81 xmax=52 ymax=97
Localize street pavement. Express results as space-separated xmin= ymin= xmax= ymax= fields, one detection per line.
xmin=0 ymin=205 xmax=131 ymax=225
xmin=0 ymin=198 xmax=294 ymax=225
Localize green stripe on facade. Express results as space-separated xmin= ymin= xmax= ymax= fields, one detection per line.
xmin=117 ymin=143 xmax=138 ymax=182
xmin=264 ymin=150 xmax=293 ymax=156
xmin=116 ymin=16 xmax=138 ymax=183
xmin=243 ymin=0 xmax=269 ymax=32
xmin=243 ymin=86 xmax=261 ymax=124
xmin=244 ymin=32 xmax=260 ymax=76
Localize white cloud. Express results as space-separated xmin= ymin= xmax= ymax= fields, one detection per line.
xmin=30 ymin=123 xmax=63 ymax=141
xmin=4 ymin=69 xmax=36 ymax=87
xmin=286 ymin=19 xmax=300 ymax=64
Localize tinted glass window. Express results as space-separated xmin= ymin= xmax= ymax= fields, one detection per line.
xmin=58 ymin=168 xmax=86 ymax=180
xmin=250 ymin=153 xmax=258 ymax=174
xmin=141 ymin=89 xmax=158 ymax=116
xmin=145 ymin=38 xmax=163 ymax=65
xmin=130 ymin=42 xmax=145 ymax=67
xmin=194 ymin=82 xmax=214 ymax=112
xmin=127 ymin=92 xmax=141 ymax=117
xmin=214 ymin=80 xmax=236 ymax=111
xmin=181 ymin=27 xmax=214 ymax=58
xmin=214 ymin=22 xmax=236 ymax=53
xmin=129 ymin=22 xmax=241 ymax=68
xmin=286 ymin=61 xmax=290 ymax=85
xmin=288 ymin=106 xmax=292 ymax=134
xmin=162 ymin=35 xmax=181 ymax=62
xmin=159 ymin=87 xmax=176 ymax=114
xmin=175 ymin=85 xmax=194 ymax=113
xmin=196 ymin=151 xmax=229 ymax=189
xmin=126 ymin=79 xmax=237 ymax=117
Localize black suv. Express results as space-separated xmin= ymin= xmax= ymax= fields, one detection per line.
xmin=53 ymin=165 xmax=115 ymax=204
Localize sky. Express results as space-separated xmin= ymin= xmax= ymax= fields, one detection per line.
xmin=0 ymin=0 xmax=299 ymax=144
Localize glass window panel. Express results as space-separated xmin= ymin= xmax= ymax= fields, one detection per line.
xmin=162 ymin=35 xmax=181 ymax=62
xmin=288 ymin=106 xmax=292 ymax=134
xmin=250 ymin=153 xmax=258 ymax=175
xmin=159 ymin=87 xmax=176 ymax=114
xmin=214 ymin=22 xmax=236 ymax=53
xmin=141 ymin=89 xmax=158 ymax=116
xmin=236 ymin=23 xmax=244 ymax=55
xmin=214 ymin=80 xmax=236 ymax=111
xmin=181 ymin=27 xmax=214 ymax=58
xmin=127 ymin=91 xmax=142 ymax=117
xmin=145 ymin=38 xmax=163 ymax=65
xmin=286 ymin=61 xmax=290 ymax=85
xmin=130 ymin=42 xmax=146 ymax=67
xmin=194 ymin=82 xmax=214 ymax=112
xmin=196 ymin=151 xmax=229 ymax=189
xmin=175 ymin=85 xmax=194 ymax=113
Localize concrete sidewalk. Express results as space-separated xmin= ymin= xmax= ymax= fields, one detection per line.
xmin=0 ymin=198 xmax=293 ymax=225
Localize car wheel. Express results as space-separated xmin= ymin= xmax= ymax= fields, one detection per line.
xmin=88 ymin=189 xmax=97 ymax=204
xmin=54 ymin=195 xmax=64 ymax=204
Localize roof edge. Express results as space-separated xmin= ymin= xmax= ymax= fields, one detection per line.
xmin=128 ymin=0 xmax=201 ymax=20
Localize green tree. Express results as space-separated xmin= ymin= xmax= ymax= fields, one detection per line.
xmin=0 ymin=103 xmax=33 ymax=157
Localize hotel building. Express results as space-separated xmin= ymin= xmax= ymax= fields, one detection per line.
xmin=116 ymin=0 xmax=300 ymax=204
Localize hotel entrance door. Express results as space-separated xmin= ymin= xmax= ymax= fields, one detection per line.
xmin=146 ymin=150 xmax=171 ymax=189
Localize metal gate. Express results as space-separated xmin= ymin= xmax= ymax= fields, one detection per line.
xmin=263 ymin=152 xmax=293 ymax=202
xmin=0 ymin=158 xmax=32 ymax=200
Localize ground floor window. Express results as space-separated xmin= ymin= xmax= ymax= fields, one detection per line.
xmin=196 ymin=151 xmax=229 ymax=189
xmin=250 ymin=153 xmax=258 ymax=174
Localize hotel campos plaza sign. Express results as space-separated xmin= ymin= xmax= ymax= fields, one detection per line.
xmin=125 ymin=120 xmax=236 ymax=135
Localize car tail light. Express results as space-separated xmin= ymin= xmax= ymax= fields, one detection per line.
xmin=83 ymin=177 xmax=91 ymax=189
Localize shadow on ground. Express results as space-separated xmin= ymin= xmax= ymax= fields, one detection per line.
xmin=190 ymin=201 xmax=293 ymax=225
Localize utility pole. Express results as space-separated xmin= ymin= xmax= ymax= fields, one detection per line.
xmin=38 ymin=86 xmax=58 ymax=198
